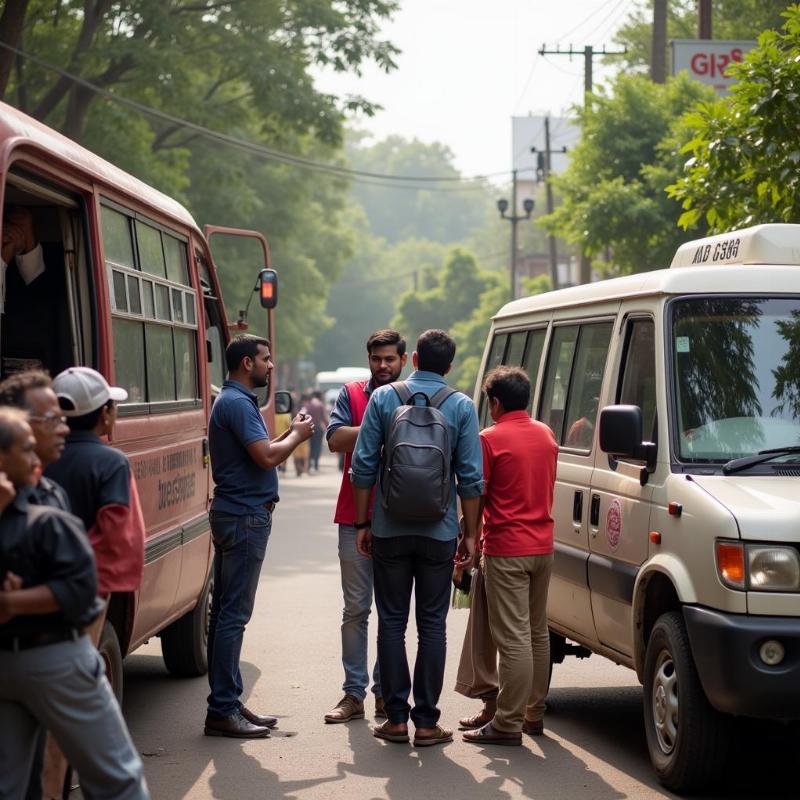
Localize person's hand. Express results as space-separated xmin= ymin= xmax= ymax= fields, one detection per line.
xmin=292 ymin=413 xmax=315 ymax=442
xmin=454 ymin=535 xmax=475 ymax=570
xmin=356 ymin=527 xmax=373 ymax=558
xmin=0 ymin=471 xmax=15 ymax=514
xmin=1 ymin=221 xmax=24 ymax=263
xmin=0 ymin=583 xmax=18 ymax=624
xmin=2 ymin=571 xmax=22 ymax=592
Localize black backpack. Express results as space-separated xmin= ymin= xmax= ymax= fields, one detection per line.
xmin=379 ymin=381 xmax=458 ymax=522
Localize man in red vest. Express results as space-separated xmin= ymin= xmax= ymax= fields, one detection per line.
xmin=323 ymin=330 xmax=407 ymax=724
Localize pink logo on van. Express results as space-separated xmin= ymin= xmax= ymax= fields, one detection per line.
xmin=606 ymin=499 xmax=622 ymax=550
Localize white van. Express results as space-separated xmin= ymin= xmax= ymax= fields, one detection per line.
xmin=476 ymin=224 xmax=800 ymax=792
xmin=315 ymin=366 xmax=371 ymax=408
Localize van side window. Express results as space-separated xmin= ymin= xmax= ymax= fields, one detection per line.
xmin=618 ymin=319 xmax=657 ymax=440
xmin=522 ymin=329 xmax=546 ymax=412
xmin=102 ymin=203 xmax=199 ymax=407
xmin=562 ymin=323 xmax=613 ymax=450
xmin=478 ymin=332 xmax=509 ymax=428
xmin=539 ymin=325 xmax=579 ymax=442
xmin=504 ymin=331 xmax=527 ymax=366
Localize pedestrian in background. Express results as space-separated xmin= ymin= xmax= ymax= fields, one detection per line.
xmin=351 ymin=329 xmax=483 ymax=748
xmin=462 ymin=367 xmax=558 ymax=747
xmin=293 ymin=393 xmax=311 ymax=476
xmin=205 ymin=334 xmax=314 ymax=738
xmin=0 ymin=408 xmax=150 ymax=800
xmin=324 ymin=329 xmax=407 ymax=724
xmin=306 ymin=391 xmax=328 ymax=472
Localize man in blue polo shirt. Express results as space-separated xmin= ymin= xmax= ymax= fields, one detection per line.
xmin=205 ymin=334 xmax=314 ymax=739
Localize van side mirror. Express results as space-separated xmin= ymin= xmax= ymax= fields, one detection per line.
xmin=258 ymin=268 xmax=278 ymax=309
xmin=274 ymin=390 xmax=292 ymax=415
xmin=599 ymin=405 xmax=657 ymax=480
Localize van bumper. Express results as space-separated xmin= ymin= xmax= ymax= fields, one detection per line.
xmin=683 ymin=605 xmax=800 ymax=719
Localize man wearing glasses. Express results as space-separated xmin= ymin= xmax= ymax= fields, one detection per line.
xmin=0 ymin=370 xmax=71 ymax=510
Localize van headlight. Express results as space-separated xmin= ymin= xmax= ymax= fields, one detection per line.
xmin=747 ymin=546 xmax=800 ymax=592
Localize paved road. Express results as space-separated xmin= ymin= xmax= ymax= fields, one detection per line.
xmin=120 ymin=455 xmax=797 ymax=800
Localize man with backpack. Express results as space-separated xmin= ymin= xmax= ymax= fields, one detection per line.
xmin=351 ymin=329 xmax=483 ymax=748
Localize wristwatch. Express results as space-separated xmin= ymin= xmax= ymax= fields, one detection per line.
xmin=354 ymin=520 xmax=371 ymax=530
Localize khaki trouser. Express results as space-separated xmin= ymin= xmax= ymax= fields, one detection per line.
xmin=454 ymin=560 xmax=498 ymax=700
xmin=483 ymin=553 xmax=553 ymax=732
xmin=40 ymin=604 xmax=107 ymax=799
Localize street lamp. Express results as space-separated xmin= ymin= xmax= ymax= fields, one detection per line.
xmin=497 ymin=170 xmax=534 ymax=299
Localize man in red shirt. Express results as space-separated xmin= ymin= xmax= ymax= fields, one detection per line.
xmin=461 ymin=366 xmax=558 ymax=746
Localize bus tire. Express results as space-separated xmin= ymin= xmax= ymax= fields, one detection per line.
xmin=99 ymin=620 xmax=124 ymax=705
xmin=161 ymin=574 xmax=212 ymax=678
xmin=643 ymin=611 xmax=729 ymax=792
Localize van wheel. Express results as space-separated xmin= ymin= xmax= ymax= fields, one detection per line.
xmin=643 ymin=611 xmax=729 ymax=792
xmin=98 ymin=620 xmax=124 ymax=705
xmin=161 ymin=574 xmax=212 ymax=677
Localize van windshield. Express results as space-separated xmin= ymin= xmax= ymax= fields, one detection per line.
xmin=672 ymin=297 xmax=800 ymax=462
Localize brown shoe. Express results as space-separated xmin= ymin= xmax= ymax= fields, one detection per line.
xmin=414 ymin=724 xmax=453 ymax=748
xmin=324 ymin=695 xmax=365 ymax=724
xmin=522 ymin=719 xmax=544 ymax=736
xmin=204 ymin=711 xmax=270 ymax=739
xmin=458 ymin=709 xmax=494 ymax=730
xmin=374 ymin=696 xmax=387 ymax=719
xmin=241 ymin=706 xmax=278 ymax=729
xmin=463 ymin=722 xmax=521 ymax=747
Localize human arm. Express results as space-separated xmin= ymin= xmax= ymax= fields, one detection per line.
xmin=246 ymin=413 xmax=314 ymax=469
xmin=0 ymin=583 xmax=59 ymax=623
xmin=453 ymin=404 xmax=487 ymax=568
xmin=354 ymin=486 xmax=373 ymax=557
xmin=326 ymin=386 xmax=359 ymax=453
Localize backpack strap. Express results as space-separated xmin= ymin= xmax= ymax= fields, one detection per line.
xmin=430 ymin=386 xmax=458 ymax=409
xmin=390 ymin=381 xmax=414 ymax=405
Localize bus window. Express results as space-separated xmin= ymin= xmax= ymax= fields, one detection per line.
xmin=478 ymin=332 xmax=509 ymax=428
xmin=103 ymin=203 xmax=198 ymax=409
xmin=539 ymin=325 xmax=579 ymax=442
xmin=504 ymin=331 xmax=527 ymax=366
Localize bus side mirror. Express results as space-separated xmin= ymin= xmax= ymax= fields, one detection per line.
xmin=274 ymin=390 xmax=292 ymax=415
xmin=258 ymin=268 xmax=278 ymax=309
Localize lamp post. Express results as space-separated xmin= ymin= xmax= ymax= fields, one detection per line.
xmin=497 ymin=169 xmax=534 ymax=299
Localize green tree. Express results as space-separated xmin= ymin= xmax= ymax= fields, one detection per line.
xmin=540 ymin=73 xmax=713 ymax=275
xmin=346 ymin=134 xmax=490 ymax=245
xmin=613 ymin=0 xmax=788 ymax=74
xmin=668 ymin=5 xmax=800 ymax=232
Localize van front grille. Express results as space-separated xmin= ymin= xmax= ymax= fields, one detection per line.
xmin=775 ymin=468 xmax=800 ymax=477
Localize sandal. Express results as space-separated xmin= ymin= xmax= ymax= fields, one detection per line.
xmin=413 ymin=725 xmax=453 ymax=748
xmin=462 ymin=722 xmax=521 ymax=747
xmin=373 ymin=720 xmax=410 ymax=744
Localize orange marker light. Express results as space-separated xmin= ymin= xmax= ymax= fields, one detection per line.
xmin=261 ymin=282 xmax=274 ymax=300
xmin=716 ymin=541 xmax=745 ymax=589
xmin=649 ymin=531 xmax=661 ymax=545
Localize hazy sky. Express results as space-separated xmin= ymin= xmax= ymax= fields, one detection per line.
xmin=315 ymin=0 xmax=638 ymax=179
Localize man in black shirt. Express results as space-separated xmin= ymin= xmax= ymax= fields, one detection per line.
xmin=0 ymin=408 xmax=150 ymax=800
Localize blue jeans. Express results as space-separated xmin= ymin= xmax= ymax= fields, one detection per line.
xmin=207 ymin=509 xmax=271 ymax=717
xmin=339 ymin=525 xmax=380 ymax=700
xmin=372 ymin=535 xmax=456 ymax=728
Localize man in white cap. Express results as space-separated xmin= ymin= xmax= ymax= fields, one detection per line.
xmin=44 ymin=367 xmax=145 ymax=636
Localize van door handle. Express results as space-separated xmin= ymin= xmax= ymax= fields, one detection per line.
xmin=572 ymin=491 xmax=583 ymax=526
xmin=590 ymin=494 xmax=601 ymax=528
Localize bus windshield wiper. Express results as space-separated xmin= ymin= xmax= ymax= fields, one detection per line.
xmin=722 ymin=446 xmax=800 ymax=475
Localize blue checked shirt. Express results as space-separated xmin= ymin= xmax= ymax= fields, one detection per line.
xmin=350 ymin=370 xmax=484 ymax=541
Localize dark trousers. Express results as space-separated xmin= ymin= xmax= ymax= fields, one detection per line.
xmin=207 ymin=509 xmax=272 ymax=717
xmin=372 ymin=535 xmax=456 ymax=728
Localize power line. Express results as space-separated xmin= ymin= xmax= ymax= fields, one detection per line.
xmin=553 ymin=0 xmax=623 ymax=44
xmin=0 ymin=41 xmax=510 ymax=189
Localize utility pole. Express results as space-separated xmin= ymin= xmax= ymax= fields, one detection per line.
xmin=532 ymin=117 xmax=567 ymax=290
xmin=651 ymin=0 xmax=667 ymax=83
xmin=699 ymin=0 xmax=712 ymax=39
xmin=538 ymin=43 xmax=626 ymax=284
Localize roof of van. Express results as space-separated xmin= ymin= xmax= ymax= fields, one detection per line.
xmin=0 ymin=101 xmax=198 ymax=231
xmin=495 ymin=223 xmax=800 ymax=321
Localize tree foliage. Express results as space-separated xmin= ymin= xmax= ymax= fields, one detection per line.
xmin=668 ymin=5 xmax=800 ymax=233
xmin=346 ymin=134 xmax=489 ymax=245
xmin=0 ymin=0 xmax=399 ymax=357
xmin=540 ymin=73 xmax=713 ymax=274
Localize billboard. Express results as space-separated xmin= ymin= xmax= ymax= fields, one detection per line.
xmin=671 ymin=39 xmax=756 ymax=94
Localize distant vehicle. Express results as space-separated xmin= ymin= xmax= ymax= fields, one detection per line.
xmin=315 ymin=367 xmax=371 ymax=407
